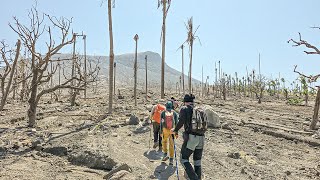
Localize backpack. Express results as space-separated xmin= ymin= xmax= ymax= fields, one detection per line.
xmin=165 ymin=111 xmax=174 ymax=129
xmin=153 ymin=104 xmax=166 ymax=123
xmin=161 ymin=111 xmax=177 ymax=129
xmin=190 ymin=107 xmax=208 ymax=135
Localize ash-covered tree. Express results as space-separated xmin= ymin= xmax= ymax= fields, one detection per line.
xmin=9 ymin=6 xmax=80 ymax=127
xmin=0 ymin=40 xmax=21 ymax=111
xmin=288 ymin=27 xmax=320 ymax=130
xmin=158 ymin=0 xmax=172 ymax=99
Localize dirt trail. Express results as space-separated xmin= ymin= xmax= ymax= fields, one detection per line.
xmin=1 ymin=91 xmax=320 ymax=179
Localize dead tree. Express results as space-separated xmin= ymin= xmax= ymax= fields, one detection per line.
xmin=114 ymin=62 xmax=116 ymax=95
xmin=0 ymin=40 xmax=21 ymax=111
xmin=145 ymin=55 xmax=148 ymax=100
xmin=253 ymin=75 xmax=266 ymax=104
xmin=107 ymin=0 xmax=115 ymax=113
xmin=9 ymin=7 xmax=79 ymax=127
xmin=288 ymin=28 xmax=320 ymax=130
xmin=180 ymin=45 xmax=185 ymax=95
xmin=158 ymin=0 xmax=171 ymax=99
xmin=184 ymin=17 xmax=200 ymax=94
xmin=133 ymin=34 xmax=139 ymax=106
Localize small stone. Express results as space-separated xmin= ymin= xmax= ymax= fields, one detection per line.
xmin=58 ymin=123 xmax=62 ymax=127
xmin=112 ymin=133 xmax=118 ymax=137
xmin=296 ymin=114 xmax=300 ymax=118
xmin=285 ymin=170 xmax=291 ymax=176
xmin=257 ymin=146 xmax=263 ymax=150
xmin=265 ymin=117 xmax=270 ymax=120
xmin=240 ymin=107 xmax=246 ymax=112
xmin=241 ymin=168 xmax=246 ymax=174
xmin=228 ymin=152 xmax=241 ymax=159
xmin=127 ymin=134 xmax=132 ymax=136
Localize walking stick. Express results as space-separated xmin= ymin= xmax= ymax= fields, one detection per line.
xmin=172 ymin=134 xmax=180 ymax=180
xmin=149 ymin=120 xmax=152 ymax=150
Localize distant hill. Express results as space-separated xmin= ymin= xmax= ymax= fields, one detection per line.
xmin=52 ymin=51 xmax=200 ymax=90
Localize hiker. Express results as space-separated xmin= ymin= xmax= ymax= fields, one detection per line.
xmin=160 ymin=101 xmax=178 ymax=165
xmin=150 ymin=101 xmax=166 ymax=150
xmin=170 ymin=97 xmax=179 ymax=112
xmin=171 ymin=94 xmax=206 ymax=180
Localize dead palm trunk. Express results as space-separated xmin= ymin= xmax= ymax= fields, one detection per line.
xmin=114 ymin=62 xmax=116 ymax=95
xmin=134 ymin=34 xmax=139 ymax=106
xmin=108 ymin=0 xmax=114 ymax=113
xmin=181 ymin=45 xmax=185 ymax=95
xmin=145 ymin=55 xmax=148 ymax=101
xmin=0 ymin=40 xmax=21 ymax=111
xmin=160 ymin=1 xmax=166 ymax=99
xmin=188 ymin=42 xmax=193 ymax=94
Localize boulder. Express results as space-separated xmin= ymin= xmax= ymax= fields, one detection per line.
xmin=128 ymin=115 xmax=139 ymax=125
xmin=201 ymin=105 xmax=221 ymax=128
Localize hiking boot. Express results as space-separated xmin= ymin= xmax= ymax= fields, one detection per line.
xmin=161 ymin=153 xmax=169 ymax=161
xmin=158 ymin=146 xmax=162 ymax=152
xmin=169 ymin=158 xmax=174 ymax=165
xmin=153 ymin=142 xmax=158 ymax=149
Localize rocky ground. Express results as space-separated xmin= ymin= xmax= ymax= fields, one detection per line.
xmin=1 ymin=87 xmax=320 ymax=180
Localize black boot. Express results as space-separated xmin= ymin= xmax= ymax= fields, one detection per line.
xmin=195 ymin=166 xmax=202 ymax=180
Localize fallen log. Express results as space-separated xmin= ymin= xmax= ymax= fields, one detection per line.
xmin=244 ymin=121 xmax=313 ymax=135
xmin=261 ymin=129 xmax=320 ymax=147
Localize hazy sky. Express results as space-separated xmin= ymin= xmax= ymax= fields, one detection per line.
xmin=1 ymin=0 xmax=320 ymax=85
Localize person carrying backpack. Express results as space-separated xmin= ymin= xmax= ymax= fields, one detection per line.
xmin=150 ymin=102 xmax=166 ymax=150
xmin=171 ymin=94 xmax=207 ymax=180
xmin=160 ymin=101 xmax=178 ymax=165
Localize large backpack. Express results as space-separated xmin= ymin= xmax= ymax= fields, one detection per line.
xmin=190 ymin=107 xmax=208 ymax=135
xmin=161 ymin=111 xmax=177 ymax=129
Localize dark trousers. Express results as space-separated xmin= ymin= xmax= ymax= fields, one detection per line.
xmin=153 ymin=122 xmax=162 ymax=147
xmin=180 ymin=133 xmax=204 ymax=180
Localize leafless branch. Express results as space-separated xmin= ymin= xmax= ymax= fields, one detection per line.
xmin=293 ymin=65 xmax=320 ymax=82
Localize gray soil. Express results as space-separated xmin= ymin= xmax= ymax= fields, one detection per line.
xmin=1 ymin=87 xmax=320 ymax=179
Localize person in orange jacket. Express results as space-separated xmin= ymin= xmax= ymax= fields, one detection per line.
xmin=150 ymin=102 xmax=166 ymax=150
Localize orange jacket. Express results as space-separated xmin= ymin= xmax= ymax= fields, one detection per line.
xmin=152 ymin=104 xmax=166 ymax=123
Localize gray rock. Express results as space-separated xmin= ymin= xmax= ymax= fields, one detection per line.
xmin=43 ymin=146 xmax=68 ymax=156
xmin=240 ymin=107 xmax=246 ymax=112
xmin=68 ymin=150 xmax=117 ymax=170
xmin=128 ymin=115 xmax=139 ymax=125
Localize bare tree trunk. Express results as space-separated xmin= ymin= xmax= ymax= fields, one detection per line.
xmin=28 ymin=70 xmax=38 ymax=127
xmin=189 ymin=43 xmax=193 ymax=94
xmin=108 ymin=0 xmax=114 ymax=113
xmin=145 ymin=55 xmax=148 ymax=101
xmin=114 ymin=62 xmax=116 ymax=95
xmin=181 ymin=45 xmax=185 ymax=95
xmin=71 ymin=34 xmax=77 ymax=106
xmin=134 ymin=34 xmax=139 ymax=106
xmin=83 ymin=35 xmax=87 ymax=100
xmin=160 ymin=1 xmax=166 ymax=99
xmin=0 ymin=40 xmax=21 ymax=111
xmin=310 ymin=87 xmax=320 ymax=130
xmin=201 ymin=65 xmax=203 ymax=97
xmin=222 ymin=77 xmax=226 ymax=100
